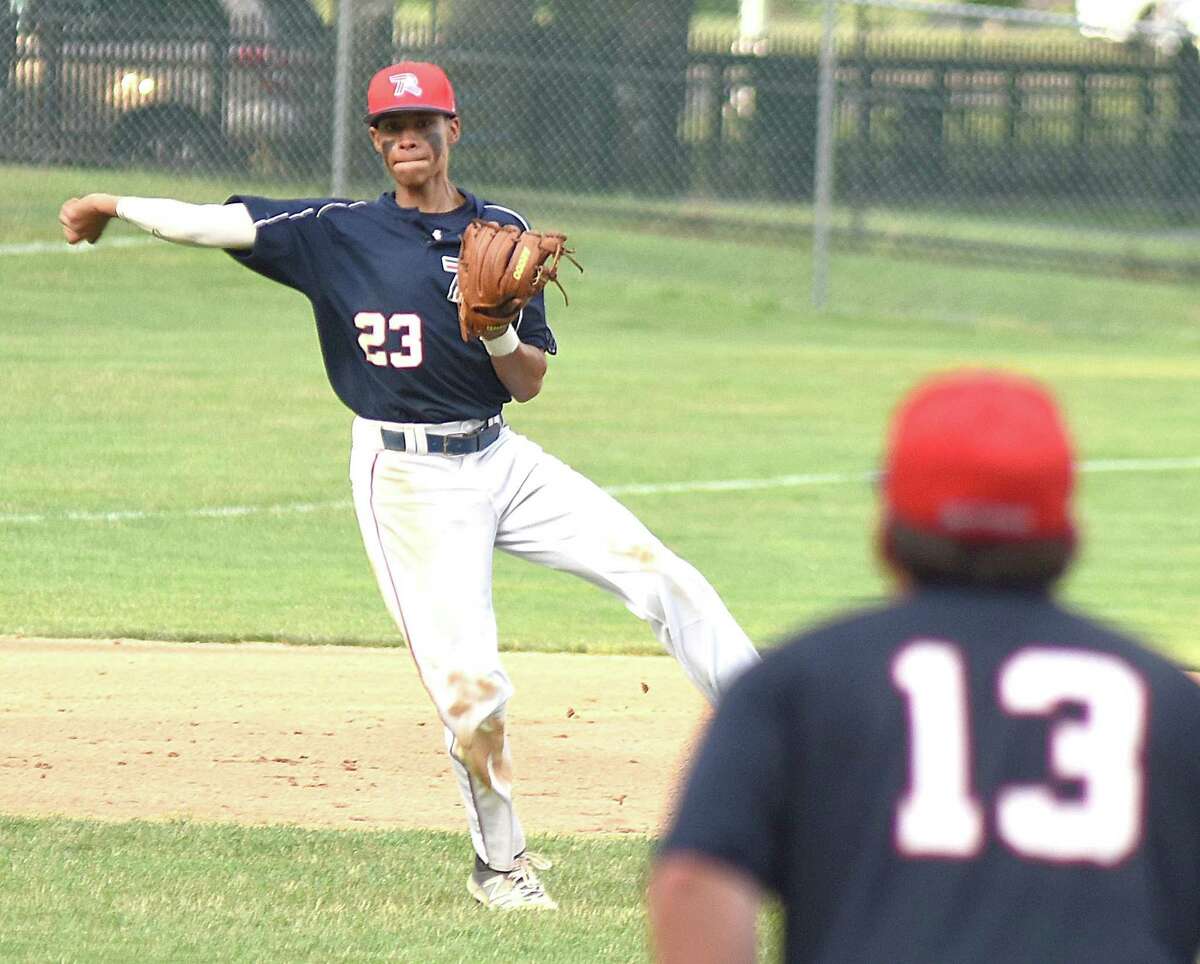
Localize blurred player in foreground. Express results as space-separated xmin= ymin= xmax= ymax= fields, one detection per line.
xmin=649 ymin=369 xmax=1200 ymax=963
xmin=58 ymin=60 xmax=759 ymax=912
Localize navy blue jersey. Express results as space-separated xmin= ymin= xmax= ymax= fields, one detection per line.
xmin=661 ymin=587 xmax=1200 ymax=964
xmin=225 ymin=190 xmax=556 ymax=423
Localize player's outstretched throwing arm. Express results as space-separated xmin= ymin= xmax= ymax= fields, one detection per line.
xmin=59 ymin=193 xmax=257 ymax=250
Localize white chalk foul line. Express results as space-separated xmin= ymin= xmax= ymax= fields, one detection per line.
xmin=605 ymin=470 xmax=866 ymax=496
xmin=0 ymin=499 xmax=351 ymax=526
xmin=0 ymin=237 xmax=156 ymax=257
xmin=1077 ymin=457 xmax=1200 ymax=473
xmin=3 ymin=456 xmax=1200 ymax=527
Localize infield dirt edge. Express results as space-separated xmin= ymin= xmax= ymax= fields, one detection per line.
xmin=0 ymin=636 xmax=708 ymax=836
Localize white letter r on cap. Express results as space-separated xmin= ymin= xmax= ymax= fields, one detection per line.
xmin=390 ymin=73 xmax=423 ymax=98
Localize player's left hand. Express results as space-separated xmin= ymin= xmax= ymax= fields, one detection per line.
xmin=456 ymin=219 xmax=581 ymax=342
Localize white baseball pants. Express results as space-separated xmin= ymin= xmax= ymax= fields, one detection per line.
xmin=349 ymin=416 xmax=760 ymax=872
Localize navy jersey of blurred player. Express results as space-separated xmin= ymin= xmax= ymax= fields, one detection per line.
xmin=651 ymin=371 xmax=1200 ymax=964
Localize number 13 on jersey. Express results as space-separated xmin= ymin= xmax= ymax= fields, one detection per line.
xmin=892 ymin=641 xmax=1147 ymax=866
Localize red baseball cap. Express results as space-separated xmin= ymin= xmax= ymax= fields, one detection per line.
xmin=365 ymin=61 xmax=456 ymax=124
xmin=883 ymin=370 xmax=1076 ymax=542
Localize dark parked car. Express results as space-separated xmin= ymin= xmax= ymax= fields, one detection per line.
xmin=4 ymin=0 xmax=332 ymax=171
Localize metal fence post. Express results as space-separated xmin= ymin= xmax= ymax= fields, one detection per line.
xmin=331 ymin=0 xmax=354 ymax=197
xmin=1172 ymin=39 xmax=1200 ymax=221
xmin=812 ymin=0 xmax=838 ymax=311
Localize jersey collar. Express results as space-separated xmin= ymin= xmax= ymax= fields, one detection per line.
xmin=375 ymin=188 xmax=484 ymax=221
xmin=375 ymin=189 xmax=484 ymax=246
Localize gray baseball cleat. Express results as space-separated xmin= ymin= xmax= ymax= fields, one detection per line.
xmin=468 ymin=855 xmax=558 ymax=910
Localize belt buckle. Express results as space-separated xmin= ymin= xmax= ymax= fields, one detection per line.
xmin=439 ymin=428 xmax=477 ymax=454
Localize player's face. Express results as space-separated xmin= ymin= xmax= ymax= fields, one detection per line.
xmin=370 ymin=112 xmax=461 ymax=189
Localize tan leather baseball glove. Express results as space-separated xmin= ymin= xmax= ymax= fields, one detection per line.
xmin=456 ymin=219 xmax=581 ymax=342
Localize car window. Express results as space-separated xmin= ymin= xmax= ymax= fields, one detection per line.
xmin=22 ymin=0 xmax=225 ymax=25
xmin=107 ymin=0 xmax=226 ymax=25
xmin=259 ymin=0 xmax=327 ymax=43
xmin=263 ymin=0 xmax=325 ymax=32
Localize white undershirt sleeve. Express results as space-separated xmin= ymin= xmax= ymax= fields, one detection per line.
xmin=115 ymin=197 xmax=257 ymax=250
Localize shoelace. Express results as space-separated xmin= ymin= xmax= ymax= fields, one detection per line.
xmin=483 ymin=866 xmax=549 ymax=908
xmin=507 ymin=864 xmax=551 ymax=899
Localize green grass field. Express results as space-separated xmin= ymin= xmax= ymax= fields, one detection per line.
xmin=0 ymin=817 xmax=786 ymax=963
xmin=2 ymin=163 xmax=1199 ymax=961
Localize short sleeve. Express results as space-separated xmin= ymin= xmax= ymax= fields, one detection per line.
xmin=514 ymin=291 xmax=557 ymax=354
xmin=223 ymin=195 xmax=341 ymax=295
xmin=659 ymin=664 xmax=793 ymax=895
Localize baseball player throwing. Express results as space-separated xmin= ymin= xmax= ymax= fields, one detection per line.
xmin=59 ymin=60 xmax=760 ymax=911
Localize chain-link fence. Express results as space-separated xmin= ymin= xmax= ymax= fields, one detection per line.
xmin=811 ymin=0 xmax=1200 ymax=302
xmin=3 ymin=0 xmax=1198 ymax=293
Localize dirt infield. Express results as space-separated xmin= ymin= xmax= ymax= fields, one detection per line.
xmin=0 ymin=637 xmax=708 ymax=835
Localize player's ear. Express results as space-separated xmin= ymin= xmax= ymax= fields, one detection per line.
xmin=368 ymin=124 xmax=384 ymax=154
xmin=446 ymin=116 xmax=461 ymax=146
xmin=876 ymin=517 xmax=910 ymax=596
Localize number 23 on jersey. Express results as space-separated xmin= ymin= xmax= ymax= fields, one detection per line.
xmin=892 ymin=642 xmax=1147 ymax=866
xmin=355 ymin=311 xmax=423 ymax=368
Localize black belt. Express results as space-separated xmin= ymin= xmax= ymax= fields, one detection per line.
xmin=380 ymin=420 xmax=503 ymax=455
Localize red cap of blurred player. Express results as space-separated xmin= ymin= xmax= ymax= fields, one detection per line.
xmin=365 ymin=61 xmax=456 ymax=124
xmin=883 ymin=370 xmax=1076 ymax=542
